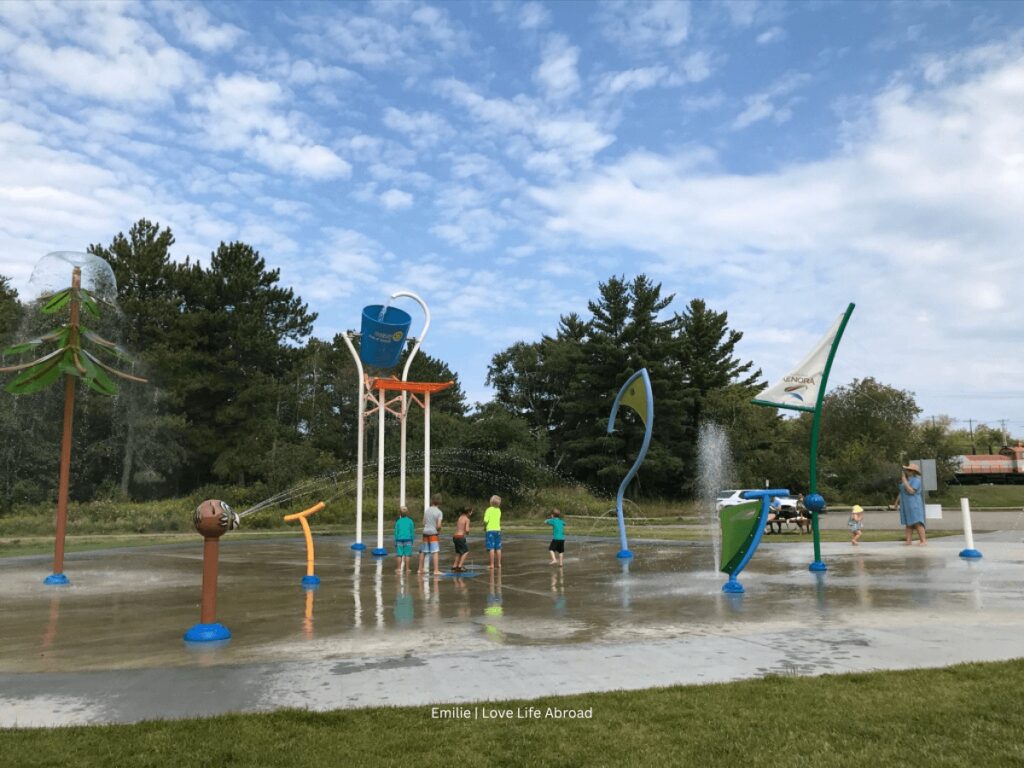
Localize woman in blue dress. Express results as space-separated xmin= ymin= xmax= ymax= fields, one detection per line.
xmin=896 ymin=463 xmax=927 ymax=545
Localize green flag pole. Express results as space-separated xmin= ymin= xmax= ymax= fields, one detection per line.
xmin=806 ymin=302 xmax=855 ymax=571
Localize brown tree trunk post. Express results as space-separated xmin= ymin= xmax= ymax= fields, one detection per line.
xmin=200 ymin=536 xmax=219 ymax=624
xmin=45 ymin=267 xmax=80 ymax=586
xmin=185 ymin=499 xmax=238 ymax=643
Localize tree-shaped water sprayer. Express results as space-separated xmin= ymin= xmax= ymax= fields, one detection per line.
xmin=0 ymin=252 xmax=146 ymax=585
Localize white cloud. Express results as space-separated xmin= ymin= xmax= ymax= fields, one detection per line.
xmin=5 ymin=3 xmax=202 ymax=105
xmin=601 ymin=66 xmax=669 ymax=95
xmin=528 ymin=48 xmax=1024 ymax=415
xmin=681 ymin=50 xmax=713 ymax=83
xmin=598 ymin=0 xmax=690 ymax=52
xmin=155 ymin=0 xmax=244 ymax=52
xmin=431 ymin=208 xmax=508 ymax=251
xmin=535 ymin=34 xmax=581 ymax=100
xmin=287 ymin=59 xmax=361 ymax=87
xmin=722 ymin=0 xmax=759 ymax=27
xmin=297 ymin=3 xmax=468 ymax=70
xmin=435 ymin=78 xmax=614 ymax=173
xmin=382 ymin=106 xmax=453 ymax=147
xmin=303 ymin=228 xmax=394 ymax=300
xmin=757 ymin=26 xmax=786 ymax=45
xmin=189 ymin=74 xmax=351 ymax=179
xmin=380 ymin=188 xmax=414 ymax=210
xmin=518 ymin=2 xmax=551 ymax=30
xmin=732 ymin=71 xmax=811 ymax=129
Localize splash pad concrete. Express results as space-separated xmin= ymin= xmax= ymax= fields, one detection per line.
xmin=1 ymin=532 xmax=1023 ymax=727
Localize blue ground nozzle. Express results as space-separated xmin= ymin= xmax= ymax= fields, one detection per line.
xmin=959 ymin=549 xmax=983 ymax=560
xmin=183 ymin=622 xmax=231 ymax=643
xmin=722 ymin=577 xmax=744 ymax=594
xmin=351 ymin=542 xmax=366 ymax=551
xmin=43 ymin=573 xmax=70 ymax=586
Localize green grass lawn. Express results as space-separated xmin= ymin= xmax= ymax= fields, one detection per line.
xmin=930 ymin=484 xmax=1024 ymax=508
xmin=1 ymin=659 xmax=1022 ymax=767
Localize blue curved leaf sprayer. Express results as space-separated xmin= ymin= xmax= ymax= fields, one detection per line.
xmin=607 ymin=368 xmax=654 ymax=559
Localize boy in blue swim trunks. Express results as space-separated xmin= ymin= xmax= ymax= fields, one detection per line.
xmin=483 ymin=495 xmax=502 ymax=570
xmin=394 ymin=506 xmax=415 ymax=574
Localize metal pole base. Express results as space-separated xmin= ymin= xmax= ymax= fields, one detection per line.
xmin=301 ymin=575 xmax=321 ymax=587
xmin=183 ymin=622 xmax=231 ymax=643
xmin=616 ymin=549 xmax=633 ymax=559
xmin=43 ymin=573 xmax=70 ymax=586
xmin=808 ymin=560 xmax=828 ymax=573
xmin=351 ymin=542 xmax=366 ymax=551
xmin=958 ymin=549 xmax=983 ymax=560
xmin=371 ymin=547 xmax=388 ymax=557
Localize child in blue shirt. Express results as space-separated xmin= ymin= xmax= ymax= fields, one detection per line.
xmin=545 ymin=508 xmax=566 ymax=566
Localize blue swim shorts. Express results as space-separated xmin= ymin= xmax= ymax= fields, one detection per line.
xmin=421 ymin=534 xmax=440 ymax=554
xmin=395 ymin=540 xmax=413 ymax=557
xmin=485 ymin=530 xmax=502 ymax=550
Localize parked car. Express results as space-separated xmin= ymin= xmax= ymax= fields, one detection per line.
xmin=715 ymin=490 xmax=799 ymax=513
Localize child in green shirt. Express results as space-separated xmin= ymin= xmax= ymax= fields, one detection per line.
xmin=394 ymin=506 xmax=415 ymax=574
xmin=483 ymin=494 xmax=503 ymax=570
xmin=545 ymin=508 xmax=566 ymax=566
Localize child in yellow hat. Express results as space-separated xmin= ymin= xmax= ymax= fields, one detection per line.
xmin=848 ymin=505 xmax=864 ymax=545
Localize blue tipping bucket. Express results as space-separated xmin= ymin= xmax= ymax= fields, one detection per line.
xmin=360 ymin=305 xmax=412 ymax=370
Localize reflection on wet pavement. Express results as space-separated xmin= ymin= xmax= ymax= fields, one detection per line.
xmin=2 ymin=533 xmax=1024 ymax=727
xmin=1 ymin=534 xmax=1022 ymax=674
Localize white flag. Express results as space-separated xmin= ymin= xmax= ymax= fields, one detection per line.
xmin=752 ymin=310 xmax=849 ymax=413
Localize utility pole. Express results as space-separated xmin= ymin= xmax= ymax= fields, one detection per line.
xmin=968 ymin=418 xmax=976 ymax=454
xmin=999 ymin=419 xmax=1009 ymax=447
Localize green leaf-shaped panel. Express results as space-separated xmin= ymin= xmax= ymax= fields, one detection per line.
xmin=720 ymin=499 xmax=761 ymax=575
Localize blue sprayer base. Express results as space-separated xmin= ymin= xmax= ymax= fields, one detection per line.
xmin=808 ymin=560 xmax=828 ymax=573
xmin=351 ymin=542 xmax=366 ymax=551
xmin=301 ymin=575 xmax=321 ymax=587
xmin=959 ymin=549 xmax=983 ymax=560
xmin=183 ymin=623 xmax=231 ymax=643
xmin=722 ymin=578 xmax=744 ymax=594
xmin=616 ymin=549 xmax=633 ymax=559
xmin=43 ymin=573 xmax=70 ymax=586
xmin=371 ymin=547 xmax=388 ymax=557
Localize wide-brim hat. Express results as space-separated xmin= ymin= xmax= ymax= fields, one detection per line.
xmin=852 ymin=505 xmax=864 ymax=514
xmin=902 ymin=463 xmax=921 ymax=473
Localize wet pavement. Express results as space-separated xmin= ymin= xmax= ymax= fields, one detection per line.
xmin=1 ymin=532 xmax=1023 ymax=727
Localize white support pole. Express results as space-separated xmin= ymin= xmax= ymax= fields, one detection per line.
xmin=959 ymin=497 xmax=983 ymax=559
xmin=399 ymin=394 xmax=407 ymax=507
xmin=373 ymin=384 xmax=386 ymax=555
xmin=339 ymin=333 xmax=366 ymax=551
xmin=390 ymin=291 xmax=430 ymax=511
xmin=424 ymin=391 xmax=431 ymax=514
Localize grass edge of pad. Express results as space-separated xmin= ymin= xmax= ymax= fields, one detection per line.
xmin=3 ymin=659 xmax=1024 ymax=767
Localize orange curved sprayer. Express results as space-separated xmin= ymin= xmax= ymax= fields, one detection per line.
xmin=283 ymin=502 xmax=325 ymax=584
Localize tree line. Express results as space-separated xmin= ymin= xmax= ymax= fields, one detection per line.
xmin=0 ymin=219 xmax=1006 ymax=511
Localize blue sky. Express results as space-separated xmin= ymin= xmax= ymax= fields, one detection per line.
xmin=2 ymin=1 xmax=1024 ymax=434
